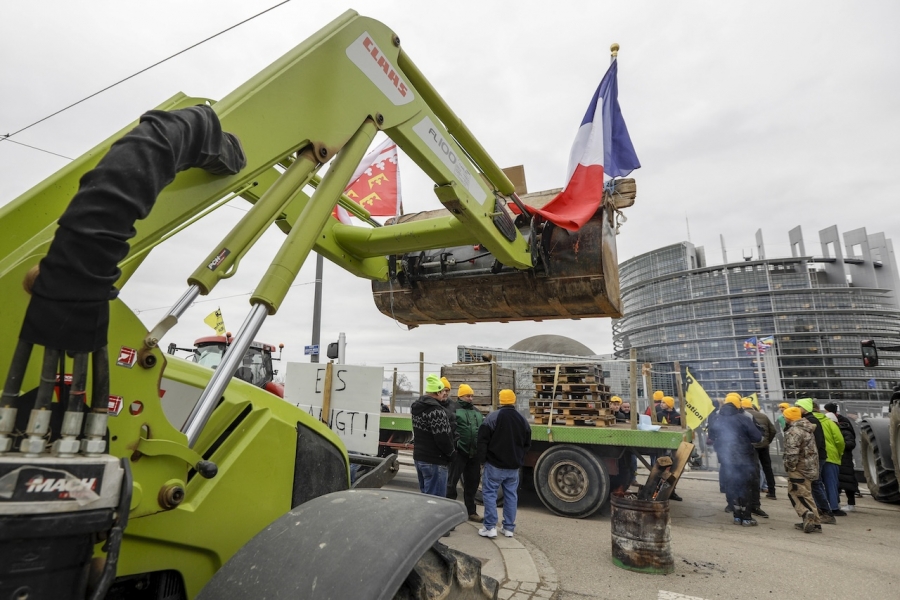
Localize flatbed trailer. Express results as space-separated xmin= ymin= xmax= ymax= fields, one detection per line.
xmin=380 ymin=414 xmax=689 ymax=518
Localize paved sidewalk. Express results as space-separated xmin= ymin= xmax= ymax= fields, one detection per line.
xmin=441 ymin=520 xmax=558 ymax=599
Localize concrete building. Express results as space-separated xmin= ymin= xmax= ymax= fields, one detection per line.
xmin=612 ymin=226 xmax=900 ymax=415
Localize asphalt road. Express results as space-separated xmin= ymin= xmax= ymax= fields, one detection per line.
xmin=387 ymin=463 xmax=900 ymax=600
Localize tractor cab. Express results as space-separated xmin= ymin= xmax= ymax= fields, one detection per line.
xmin=169 ymin=335 xmax=285 ymax=396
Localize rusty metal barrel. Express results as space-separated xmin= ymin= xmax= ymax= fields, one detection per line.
xmin=610 ymin=495 xmax=673 ymax=574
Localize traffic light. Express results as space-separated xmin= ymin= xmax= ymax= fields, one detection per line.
xmin=861 ymin=340 xmax=879 ymax=368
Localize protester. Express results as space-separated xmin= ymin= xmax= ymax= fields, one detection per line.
xmin=742 ymin=399 xmax=777 ymax=503
xmin=776 ymin=402 xmax=790 ymax=431
xmin=824 ymin=402 xmax=859 ymax=512
xmin=782 ymin=407 xmax=822 ymax=534
xmin=645 ymin=390 xmax=665 ymax=420
xmin=659 ymin=396 xmax=681 ymax=425
xmin=610 ymin=396 xmax=623 ymax=416
xmin=809 ymin=401 xmax=845 ymax=516
xmin=794 ymin=398 xmax=835 ymax=524
xmin=708 ymin=392 xmax=762 ymax=526
xmin=411 ymin=374 xmax=456 ymax=498
xmin=615 ymin=400 xmax=632 ymax=423
xmin=477 ymin=389 xmax=531 ymax=539
xmin=446 ymin=383 xmax=485 ymax=522
xmin=774 ymin=401 xmax=791 ymax=455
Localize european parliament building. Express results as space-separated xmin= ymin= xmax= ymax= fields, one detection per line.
xmin=612 ymin=226 xmax=900 ymax=414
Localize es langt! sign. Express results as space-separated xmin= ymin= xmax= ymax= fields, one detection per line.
xmin=283 ymin=363 xmax=383 ymax=455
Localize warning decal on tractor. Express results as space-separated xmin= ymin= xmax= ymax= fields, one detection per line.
xmin=108 ymin=395 xmax=124 ymax=416
xmin=117 ymin=347 xmax=137 ymax=368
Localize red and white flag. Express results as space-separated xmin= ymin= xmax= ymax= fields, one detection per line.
xmin=333 ymin=139 xmax=401 ymax=224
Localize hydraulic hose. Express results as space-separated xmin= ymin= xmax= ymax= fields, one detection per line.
xmin=19 ymin=105 xmax=246 ymax=353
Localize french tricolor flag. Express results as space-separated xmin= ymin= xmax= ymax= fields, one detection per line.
xmin=530 ymin=59 xmax=640 ymax=231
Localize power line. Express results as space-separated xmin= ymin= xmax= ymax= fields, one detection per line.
xmin=133 ymin=278 xmax=314 ymax=314
xmin=1 ymin=137 xmax=73 ymax=161
xmin=1 ymin=0 xmax=293 ymax=149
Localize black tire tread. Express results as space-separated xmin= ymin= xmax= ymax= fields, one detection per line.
xmin=392 ymin=542 xmax=499 ymax=600
xmin=860 ymin=419 xmax=900 ymax=503
xmin=890 ymin=403 xmax=900 ymax=485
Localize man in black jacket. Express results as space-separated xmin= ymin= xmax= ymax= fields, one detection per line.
xmin=476 ymin=390 xmax=531 ymax=539
xmin=411 ymin=374 xmax=456 ymax=497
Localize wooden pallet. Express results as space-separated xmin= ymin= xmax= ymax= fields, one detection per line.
xmin=534 ymin=382 xmax=610 ymax=393
xmin=533 ymin=363 xmax=602 ymax=376
xmin=533 ymin=415 xmax=617 ymax=427
xmin=532 ymin=373 xmax=603 ymax=384
xmin=530 ymin=407 xmax=606 ymax=416
xmin=529 ymin=399 xmax=603 ymax=409
xmin=533 ymin=390 xmax=608 ymax=402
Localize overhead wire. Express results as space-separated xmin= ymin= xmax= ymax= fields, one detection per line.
xmin=1 ymin=0 xmax=293 ymax=155
xmin=132 ymin=279 xmax=315 ymax=315
xmin=1 ymin=138 xmax=74 ymax=161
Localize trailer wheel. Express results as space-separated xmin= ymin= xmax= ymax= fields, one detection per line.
xmin=859 ymin=418 xmax=900 ymax=503
xmin=534 ymin=445 xmax=608 ymax=518
xmin=393 ymin=542 xmax=499 ymax=600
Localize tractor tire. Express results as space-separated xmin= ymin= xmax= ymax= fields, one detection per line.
xmin=859 ymin=418 xmax=900 ymax=503
xmin=891 ymin=403 xmax=900 ymax=485
xmin=534 ymin=445 xmax=609 ymax=518
xmin=393 ymin=542 xmax=499 ymax=600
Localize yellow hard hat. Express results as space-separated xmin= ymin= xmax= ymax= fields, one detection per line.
xmin=724 ymin=393 xmax=742 ymax=408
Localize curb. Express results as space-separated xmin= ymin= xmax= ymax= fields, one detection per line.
xmin=489 ymin=527 xmax=558 ymax=600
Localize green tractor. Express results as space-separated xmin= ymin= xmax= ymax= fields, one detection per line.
xmin=0 ymin=10 xmax=632 ymax=598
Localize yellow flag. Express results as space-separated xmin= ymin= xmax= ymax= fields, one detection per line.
xmin=204 ymin=308 xmax=226 ymax=336
xmin=749 ymin=392 xmax=760 ymax=410
xmin=683 ymin=367 xmax=716 ymax=431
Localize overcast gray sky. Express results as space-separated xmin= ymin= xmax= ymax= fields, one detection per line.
xmin=3 ymin=1 xmax=899 ymax=388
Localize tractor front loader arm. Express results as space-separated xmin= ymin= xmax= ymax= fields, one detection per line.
xmin=0 ymin=9 xmax=631 ymax=599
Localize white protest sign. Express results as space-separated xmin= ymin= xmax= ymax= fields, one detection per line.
xmin=283 ymin=362 xmax=383 ymax=455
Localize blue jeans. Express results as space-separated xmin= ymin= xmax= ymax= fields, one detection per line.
xmin=415 ymin=461 xmax=448 ymax=497
xmin=822 ymin=461 xmax=840 ymax=510
xmin=482 ymin=462 xmax=519 ymax=532
xmin=811 ymin=459 xmax=830 ymax=513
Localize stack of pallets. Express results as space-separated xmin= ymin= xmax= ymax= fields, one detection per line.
xmin=529 ymin=363 xmax=616 ymax=427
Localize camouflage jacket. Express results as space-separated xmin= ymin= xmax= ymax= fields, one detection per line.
xmin=783 ymin=418 xmax=819 ymax=480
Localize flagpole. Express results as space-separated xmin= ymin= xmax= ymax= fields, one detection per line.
xmin=755 ymin=337 xmax=766 ymax=405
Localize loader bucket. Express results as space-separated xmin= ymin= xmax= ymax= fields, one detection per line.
xmin=371 ymin=198 xmax=624 ymax=327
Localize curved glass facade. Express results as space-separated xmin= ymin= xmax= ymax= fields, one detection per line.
xmin=613 ymin=240 xmax=900 ymax=411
